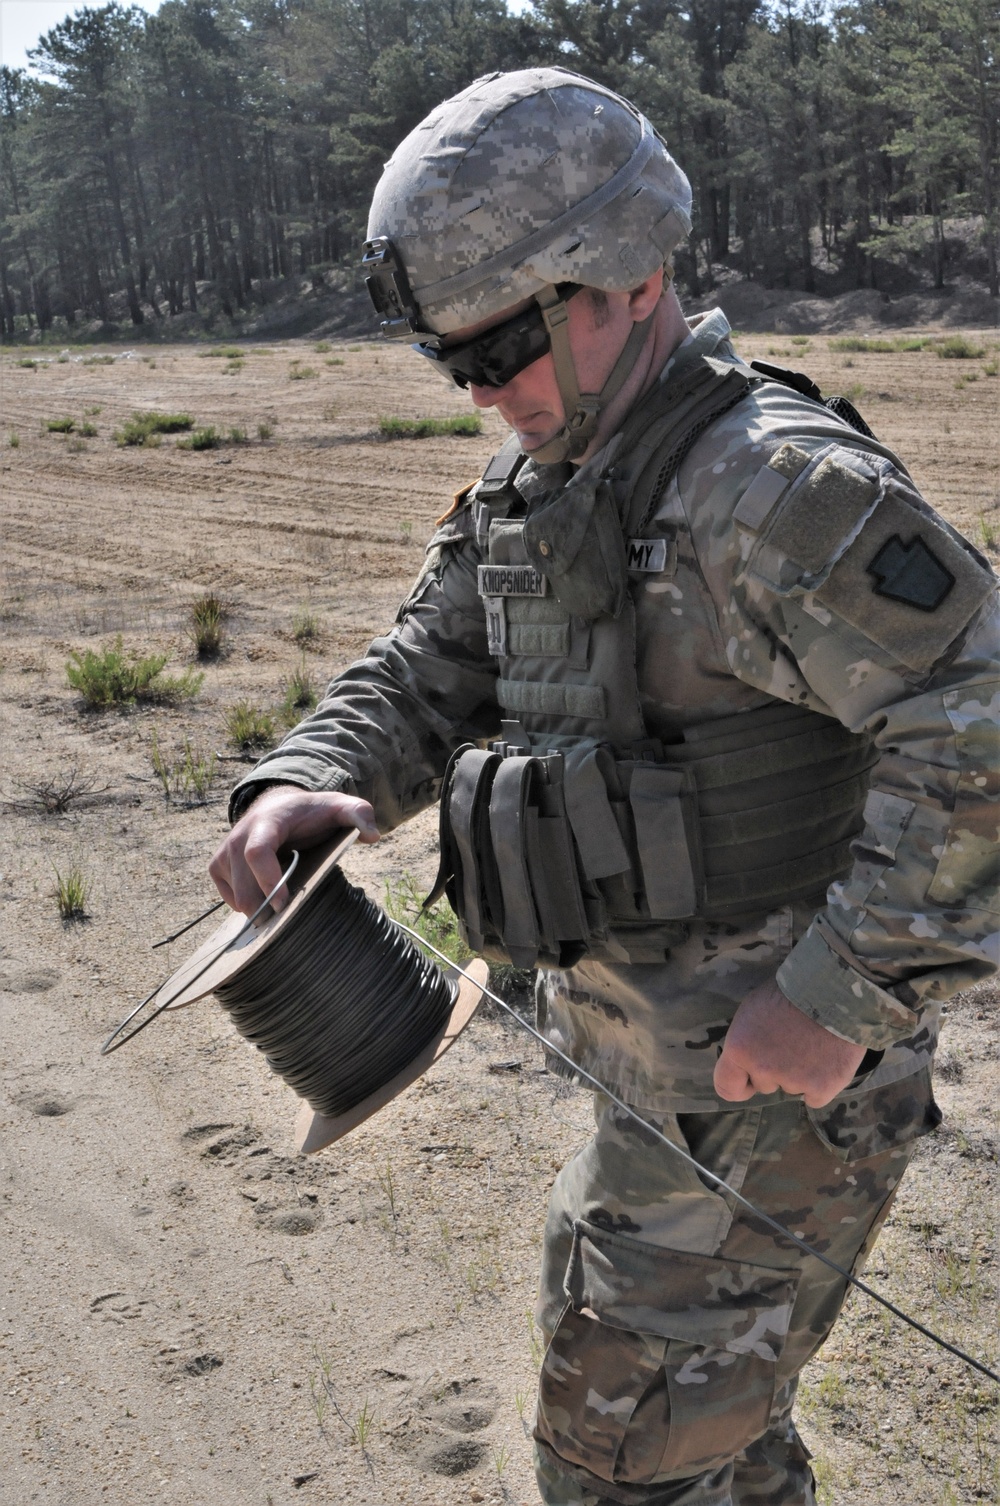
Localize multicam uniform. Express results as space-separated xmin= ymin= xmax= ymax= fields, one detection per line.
xmin=231 ymin=309 xmax=998 ymax=1506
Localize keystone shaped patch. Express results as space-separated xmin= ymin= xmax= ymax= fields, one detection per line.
xmin=866 ymin=533 xmax=955 ymax=611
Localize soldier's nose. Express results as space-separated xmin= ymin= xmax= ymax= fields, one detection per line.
xmin=469 ymin=381 xmax=504 ymax=409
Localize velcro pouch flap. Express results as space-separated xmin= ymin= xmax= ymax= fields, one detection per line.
xmin=629 ymin=764 xmax=699 ymax=919
xmin=524 ymin=477 xmax=628 ymax=620
xmin=565 ymin=1220 xmax=798 ymax=1350
xmin=563 ymin=744 xmax=631 ymax=880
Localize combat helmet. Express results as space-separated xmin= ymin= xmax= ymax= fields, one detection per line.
xmin=362 ymin=67 xmax=692 ymax=461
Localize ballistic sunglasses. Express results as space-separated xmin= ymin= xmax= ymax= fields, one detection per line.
xmin=415 ymin=284 xmax=583 ymax=390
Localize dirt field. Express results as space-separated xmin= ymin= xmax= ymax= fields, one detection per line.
xmin=1 ymin=318 xmax=998 ymax=1506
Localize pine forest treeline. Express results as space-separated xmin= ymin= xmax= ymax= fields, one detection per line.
xmin=1 ymin=0 xmax=997 ymax=338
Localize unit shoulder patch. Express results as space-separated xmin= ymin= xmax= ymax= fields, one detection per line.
xmin=867 ymin=534 xmax=955 ymax=612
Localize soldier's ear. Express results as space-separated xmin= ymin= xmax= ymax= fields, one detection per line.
xmin=627 ymin=268 xmax=664 ymax=323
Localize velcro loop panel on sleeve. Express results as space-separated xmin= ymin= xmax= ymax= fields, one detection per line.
xmin=496 ymin=678 xmax=606 ymax=721
xmin=761 ymin=446 xmax=881 ymax=576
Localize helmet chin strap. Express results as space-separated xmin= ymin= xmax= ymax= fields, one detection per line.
xmin=530 ymin=284 xmax=654 ymax=465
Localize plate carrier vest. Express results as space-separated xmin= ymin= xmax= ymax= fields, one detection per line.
xmin=434 ymin=357 xmax=879 ymax=969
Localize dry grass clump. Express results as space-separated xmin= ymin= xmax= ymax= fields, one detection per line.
xmin=54 ymin=864 xmax=89 ymax=920
xmin=115 ymin=411 xmax=193 ymax=446
xmin=225 ymin=700 xmax=276 ymax=752
xmin=189 ymin=592 xmax=228 ymax=659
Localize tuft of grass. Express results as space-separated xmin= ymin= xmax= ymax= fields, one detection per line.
xmin=280 ymin=660 xmax=318 ymax=726
xmin=383 ymin=869 xmax=470 ymax=966
xmin=54 ymin=864 xmax=89 ymax=921
xmin=979 ymin=513 xmax=999 ymax=554
xmin=313 ymin=340 xmax=332 ymax=353
xmin=223 ymin=359 xmax=244 ymax=375
xmin=189 ymin=591 xmax=227 ymax=659
xmin=177 ymin=426 xmax=219 ymax=450
xmin=18 ymin=357 xmax=37 ymax=368
xmin=983 ymin=359 xmax=999 ymax=377
xmin=228 ymin=425 xmax=247 ymax=444
xmin=83 ymin=353 xmax=114 ymax=366
xmin=325 ymin=357 xmax=344 ymax=366
xmin=77 ymin=421 xmax=98 ymax=438
xmin=85 ymin=404 xmax=102 ymax=415
xmin=378 ymin=414 xmax=482 ymax=439
xmin=9 ymin=432 xmax=19 ymax=448
xmin=842 ymin=381 xmax=866 ymax=402
xmin=199 ymin=345 xmax=243 ymax=359
xmin=66 ymin=636 xmax=203 ymax=708
xmin=936 ymin=334 xmax=986 ymax=359
xmin=829 ymin=335 xmax=930 ymax=353
xmin=257 ymin=420 xmax=274 ymax=442
xmin=289 ymin=364 xmax=318 ymax=380
xmin=291 ymin=605 xmax=320 ymax=645
xmin=150 ymin=729 xmax=217 ymax=803
xmin=115 ymin=410 xmax=193 ymax=446
xmin=789 ymin=335 xmax=810 ymax=346
xmin=225 ymin=699 xmax=277 ymax=752
xmin=45 ymin=416 xmax=75 ymax=433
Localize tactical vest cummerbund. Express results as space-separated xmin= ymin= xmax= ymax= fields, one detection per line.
xmin=438 ymin=704 xmax=877 ymax=968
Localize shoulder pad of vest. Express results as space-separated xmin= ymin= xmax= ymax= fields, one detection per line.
xmin=478 ymin=434 xmax=527 ymax=496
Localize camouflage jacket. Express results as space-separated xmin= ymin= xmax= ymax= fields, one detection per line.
xmin=231 ymin=309 xmax=998 ymax=1087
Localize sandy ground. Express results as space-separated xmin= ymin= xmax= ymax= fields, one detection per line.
xmin=1 ymin=322 xmax=998 ymax=1506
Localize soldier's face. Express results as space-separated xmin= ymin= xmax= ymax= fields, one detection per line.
xmin=447 ymin=289 xmax=636 ymax=455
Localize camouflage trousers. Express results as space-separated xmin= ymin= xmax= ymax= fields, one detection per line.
xmin=533 ymin=1070 xmax=940 ymax=1506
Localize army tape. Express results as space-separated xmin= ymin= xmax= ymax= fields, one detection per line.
xmin=394 ymin=923 xmax=1000 ymax=1388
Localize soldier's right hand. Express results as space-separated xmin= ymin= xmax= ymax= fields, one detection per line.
xmin=209 ymin=785 xmax=379 ymax=916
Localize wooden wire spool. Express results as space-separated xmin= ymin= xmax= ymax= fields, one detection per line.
xmin=127 ymin=831 xmax=488 ymax=1153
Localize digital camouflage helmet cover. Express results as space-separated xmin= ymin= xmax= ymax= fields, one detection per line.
xmin=363 ymin=67 xmax=693 ymax=461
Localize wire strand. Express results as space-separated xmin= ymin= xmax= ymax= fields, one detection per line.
xmin=393 ymin=921 xmax=999 ymax=1388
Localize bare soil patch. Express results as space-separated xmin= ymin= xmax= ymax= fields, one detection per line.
xmin=1 ymin=323 xmax=997 ymax=1506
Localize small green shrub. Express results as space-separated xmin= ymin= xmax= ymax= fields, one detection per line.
xmin=116 ymin=410 xmax=193 ymax=446
xmin=314 ymin=340 xmax=332 ymax=353
xmin=54 ymin=864 xmax=89 ymax=920
xmin=979 ymin=513 xmax=999 ymax=553
xmin=77 ymin=421 xmax=98 ymax=438
xmin=85 ymin=405 xmax=102 ymax=415
xmin=223 ymin=359 xmax=244 ymax=375
xmin=227 ymin=426 xmax=247 ymax=444
xmin=83 ymin=353 xmax=115 ymax=365
xmin=18 ymin=357 xmax=37 ymax=369
xmin=378 ymin=414 xmax=482 ymax=439
xmin=292 ymin=606 xmax=320 ymax=645
xmin=189 ymin=591 xmax=227 ymax=659
xmin=178 ymin=426 xmax=219 ymax=451
xmin=257 ymin=421 xmax=274 ymax=441
xmin=982 ymin=359 xmax=998 ymax=377
xmin=225 ymin=699 xmax=276 ymax=752
xmin=842 ymin=381 xmax=867 ymax=402
xmin=789 ymin=335 xmax=810 ymax=346
xmin=9 ymin=432 xmax=19 ymax=448
xmin=66 ymin=636 xmax=203 ymax=708
xmin=289 ymin=365 xmax=318 ymax=380
xmin=936 ymin=334 xmax=986 ymax=359
xmin=199 ymin=345 xmax=243 ymax=359
xmin=45 ymin=416 xmax=75 ymax=433
xmin=325 ymin=357 xmax=345 ymax=366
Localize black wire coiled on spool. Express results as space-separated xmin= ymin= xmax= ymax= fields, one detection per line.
xmin=214 ymin=864 xmax=457 ymax=1119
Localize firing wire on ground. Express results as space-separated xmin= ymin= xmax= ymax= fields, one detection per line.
xmin=393 ymin=920 xmax=1000 ymax=1387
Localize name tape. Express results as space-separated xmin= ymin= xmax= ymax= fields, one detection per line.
xmin=478 ymin=565 xmax=547 ymax=597
xmin=627 ymin=538 xmax=669 ymax=572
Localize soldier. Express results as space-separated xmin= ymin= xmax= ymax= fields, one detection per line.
xmin=209 ymin=68 xmax=998 ymax=1506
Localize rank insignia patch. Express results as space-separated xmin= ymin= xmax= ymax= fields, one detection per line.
xmin=867 ymin=534 xmax=956 ymax=611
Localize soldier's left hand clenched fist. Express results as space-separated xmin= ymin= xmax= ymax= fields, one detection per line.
xmin=714 ymin=980 xmax=867 ymax=1108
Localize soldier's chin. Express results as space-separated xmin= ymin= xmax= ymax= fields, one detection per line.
xmin=515 ymin=421 xmax=560 ymax=453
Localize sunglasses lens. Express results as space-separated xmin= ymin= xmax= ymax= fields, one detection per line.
xmin=415 ymin=304 xmax=553 ymax=390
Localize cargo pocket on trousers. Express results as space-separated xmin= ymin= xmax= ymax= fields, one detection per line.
xmin=534 ymin=1219 xmax=799 ymax=1486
